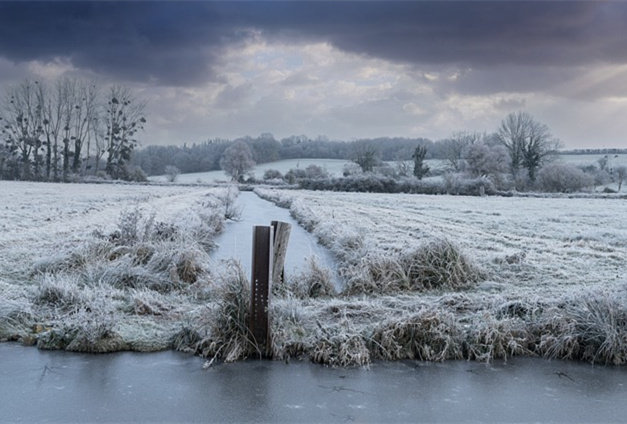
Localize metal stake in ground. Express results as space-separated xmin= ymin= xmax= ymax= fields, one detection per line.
xmin=250 ymin=225 xmax=273 ymax=357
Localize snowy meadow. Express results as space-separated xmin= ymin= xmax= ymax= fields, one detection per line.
xmin=2 ymin=181 xmax=627 ymax=367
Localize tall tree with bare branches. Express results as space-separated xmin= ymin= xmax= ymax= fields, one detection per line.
xmin=497 ymin=111 xmax=561 ymax=181
xmin=104 ymin=86 xmax=147 ymax=179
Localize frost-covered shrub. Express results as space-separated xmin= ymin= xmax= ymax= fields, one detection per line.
xmin=283 ymin=168 xmax=307 ymax=184
xmin=263 ymin=169 xmax=283 ymax=180
xmin=214 ymin=185 xmax=242 ymax=221
xmin=444 ymin=173 xmax=495 ymax=195
xmin=304 ymin=164 xmax=329 ymax=179
xmin=164 ymin=165 xmax=181 ymax=182
xmin=374 ymin=163 xmax=398 ymax=178
xmin=123 ymin=165 xmax=149 ymax=183
xmin=537 ymin=162 xmax=595 ymax=193
xmin=579 ymin=164 xmax=612 ymax=186
xmin=342 ymin=162 xmax=362 ymax=177
xmin=109 ymin=208 xmax=156 ymax=246
xmin=464 ymin=143 xmax=509 ymax=179
xmin=297 ymin=174 xmax=492 ymax=195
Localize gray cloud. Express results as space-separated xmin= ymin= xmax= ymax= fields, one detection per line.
xmin=1 ymin=2 xmax=626 ymax=88
xmin=214 ymin=82 xmax=253 ymax=109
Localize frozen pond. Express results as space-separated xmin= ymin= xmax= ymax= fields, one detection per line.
xmin=210 ymin=191 xmax=341 ymax=289
xmin=2 ymin=343 xmax=627 ymax=423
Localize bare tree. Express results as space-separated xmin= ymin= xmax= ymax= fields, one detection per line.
xmin=464 ymin=143 xmax=509 ymax=179
xmin=615 ymin=165 xmax=627 ymax=191
xmin=0 ymin=79 xmax=46 ymax=180
xmin=497 ymin=111 xmax=561 ymax=181
xmin=73 ymin=81 xmax=100 ymax=174
xmin=104 ymin=86 xmax=146 ymax=179
xmin=441 ymin=131 xmax=483 ymax=172
xmin=220 ymin=140 xmax=255 ymax=182
xmin=412 ymin=145 xmax=430 ymax=179
xmin=353 ymin=142 xmax=379 ymax=173
xmin=164 ymin=165 xmax=180 ymax=182
xmin=1 ymin=79 xmax=146 ymax=182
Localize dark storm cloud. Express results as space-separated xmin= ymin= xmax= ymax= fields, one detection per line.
xmin=0 ymin=1 xmax=236 ymax=85
xmin=1 ymin=1 xmax=626 ymax=86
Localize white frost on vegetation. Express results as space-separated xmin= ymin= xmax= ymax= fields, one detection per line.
xmin=255 ymin=188 xmax=627 ymax=296
xmin=249 ymin=188 xmax=627 ymax=366
xmin=0 ymin=181 xmax=233 ymax=352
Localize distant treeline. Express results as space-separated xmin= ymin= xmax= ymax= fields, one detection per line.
xmin=131 ymin=134 xmax=444 ymax=176
xmin=560 ymin=148 xmax=627 ymax=155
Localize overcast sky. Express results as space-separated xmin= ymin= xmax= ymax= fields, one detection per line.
xmin=1 ymin=1 xmax=626 ymax=149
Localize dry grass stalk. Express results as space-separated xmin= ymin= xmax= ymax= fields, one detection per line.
xmin=182 ymin=261 xmax=260 ymax=363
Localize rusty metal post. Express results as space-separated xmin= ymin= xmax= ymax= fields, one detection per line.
xmin=250 ymin=225 xmax=273 ymax=357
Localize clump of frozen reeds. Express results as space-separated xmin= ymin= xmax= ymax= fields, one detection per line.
xmin=402 ymin=239 xmax=482 ymax=290
xmin=129 ymin=288 xmax=172 ymax=316
xmin=253 ymin=188 xmax=293 ymax=208
xmin=0 ymin=281 xmax=35 ymax=341
xmin=33 ymin=205 xmax=218 ymax=295
xmin=35 ymin=274 xmax=88 ymax=312
xmin=32 ymin=240 xmax=115 ymax=274
xmin=465 ymin=313 xmax=534 ymax=361
xmin=214 ymin=185 xmax=242 ymax=221
xmin=311 ymin=319 xmax=370 ymax=367
xmin=268 ymin=298 xmax=309 ymax=361
xmin=534 ymin=289 xmax=627 ymax=365
xmin=175 ymin=261 xmax=259 ymax=363
xmin=37 ymin=297 xmax=125 ymax=353
xmin=312 ymin=332 xmax=370 ymax=367
xmin=274 ymin=257 xmax=336 ymax=299
xmin=344 ymin=239 xmax=482 ymax=295
xmin=370 ymin=308 xmax=464 ymax=361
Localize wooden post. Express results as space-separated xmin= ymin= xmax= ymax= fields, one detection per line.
xmin=250 ymin=225 xmax=273 ymax=357
xmin=271 ymin=221 xmax=292 ymax=285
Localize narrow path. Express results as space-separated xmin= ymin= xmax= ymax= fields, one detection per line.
xmin=210 ymin=191 xmax=341 ymax=289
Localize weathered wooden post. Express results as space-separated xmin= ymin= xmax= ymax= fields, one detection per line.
xmin=250 ymin=225 xmax=273 ymax=357
xmin=271 ymin=220 xmax=292 ymax=285
xmin=249 ymin=221 xmax=291 ymax=358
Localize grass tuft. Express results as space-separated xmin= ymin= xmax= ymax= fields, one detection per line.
xmin=344 ymin=239 xmax=482 ymax=295
xmin=176 ymin=261 xmax=259 ymax=363
xmin=371 ymin=308 xmax=464 ymax=361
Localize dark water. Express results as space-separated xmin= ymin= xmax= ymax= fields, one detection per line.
xmin=2 ymin=342 xmax=627 ymax=423
xmin=210 ymin=191 xmax=341 ymax=290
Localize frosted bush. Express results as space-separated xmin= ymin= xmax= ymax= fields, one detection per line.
xmin=537 ymin=162 xmax=595 ymax=193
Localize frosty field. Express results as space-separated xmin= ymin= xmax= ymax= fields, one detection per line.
xmin=149 ymin=158 xmax=352 ymax=183
xmin=2 ymin=181 xmax=627 ymax=367
xmin=255 ymin=188 xmax=626 ymax=295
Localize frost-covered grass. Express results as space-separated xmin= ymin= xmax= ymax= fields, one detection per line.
xmin=0 ymin=181 xmax=242 ymax=353
xmin=3 ymin=181 xmax=627 ymax=367
xmin=256 ymin=188 xmax=626 ymax=295
xmin=244 ymin=188 xmax=627 ymax=366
